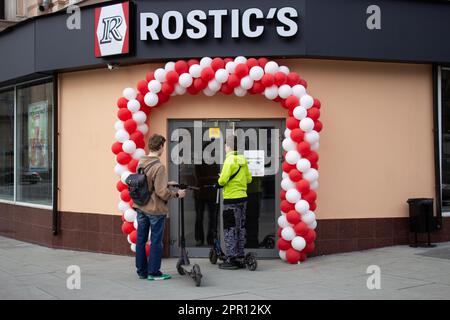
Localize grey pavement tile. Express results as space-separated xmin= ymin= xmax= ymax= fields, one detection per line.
xmin=0 ymin=286 xmax=57 ymax=300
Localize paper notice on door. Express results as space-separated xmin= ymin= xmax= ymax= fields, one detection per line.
xmin=208 ymin=127 xmax=221 ymax=139
xmin=244 ymin=150 xmax=265 ymax=177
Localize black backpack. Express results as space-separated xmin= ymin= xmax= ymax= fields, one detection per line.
xmin=126 ymin=163 xmax=155 ymax=206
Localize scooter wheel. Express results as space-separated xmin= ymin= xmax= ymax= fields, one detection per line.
xmin=209 ymin=248 xmax=218 ymax=265
xmin=193 ymin=264 xmax=202 ymax=287
xmin=246 ymin=252 xmax=257 ymax=271
xmin=176 ymin=259 xmax=185 ymax=275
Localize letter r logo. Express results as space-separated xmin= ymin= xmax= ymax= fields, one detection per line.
xmin=100 ymin=16 xmax=124 ymax=44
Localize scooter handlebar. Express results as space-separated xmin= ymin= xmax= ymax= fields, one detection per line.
xmin=169 ymin=183 xmax=200 ymax=191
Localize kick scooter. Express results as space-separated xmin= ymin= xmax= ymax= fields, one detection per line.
xmin=171 ymin=183 xmax=203 ymax=286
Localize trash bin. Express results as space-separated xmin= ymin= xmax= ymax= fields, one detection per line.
xmin=406 ymin=198 xmax=436 ymax=247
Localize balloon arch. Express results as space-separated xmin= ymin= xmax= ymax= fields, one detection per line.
xmin=111 ymin=56 xmax=322 ymax=264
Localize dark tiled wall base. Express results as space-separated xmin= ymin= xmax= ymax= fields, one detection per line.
xmin=1 ymin=202 xmax=450 ymax=257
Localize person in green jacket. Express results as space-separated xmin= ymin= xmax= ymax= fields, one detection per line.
xmin=217 ymin=135 xmax=252 ymax=270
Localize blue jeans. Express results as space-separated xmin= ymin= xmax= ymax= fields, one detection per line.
xmin=135 ymin=209 xmax=166 ymax=277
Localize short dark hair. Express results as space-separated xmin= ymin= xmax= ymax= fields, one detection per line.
xmin=148 ymin=134 xmax=166 ymax=152
xmin=226 ymin=135 xmax=238 ymax=151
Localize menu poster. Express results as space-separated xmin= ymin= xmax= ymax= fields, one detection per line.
xmin=28 ymin=101 xmax=48 ymax=171
xmin=244 ymin=150 xmax=265 ymax=177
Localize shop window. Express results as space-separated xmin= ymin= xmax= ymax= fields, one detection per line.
xmin=0 ymin=89 xmax=14 ymax=201
xmin=16 ymin=81 xmax=53 ymax=206
xmin=441 ymin=68 xmax=450 ymax=208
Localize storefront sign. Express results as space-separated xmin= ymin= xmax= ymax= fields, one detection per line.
xmin=244 ymin=150 xmax=265 ymax=177
xmin=28 ymin=101 xmax=48 ymax=170
xmin=94 ymin=2 xmax=130 ymax=57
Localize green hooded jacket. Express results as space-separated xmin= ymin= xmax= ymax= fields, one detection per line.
xmin=218 ymin=151 xmax=252 ymax=199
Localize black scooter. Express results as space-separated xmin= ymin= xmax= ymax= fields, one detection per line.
xmin=207 ymin=186 xmax=258 ymax=271
xmin=171 ymin=183 xmax=203 ymax=286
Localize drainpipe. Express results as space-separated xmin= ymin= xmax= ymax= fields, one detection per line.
xmin=432 ymin=64 xmax=443 ymax=230
xmin=52 ymin=74 xmax=59 ymax=235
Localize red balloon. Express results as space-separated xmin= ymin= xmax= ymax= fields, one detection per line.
xmin=111 ymin=142 xmax=123 ymax=155
xmin=117 ymin=97 xmax=128 ymax=109
xmin=294 ymin=221 xmax=309 ymax=236
xmin=296 ymin=180 xmax=310 ymax=194
xmin=280 ymin=189 xmax=286 ymax=200
xmin=246 ymin=58 xmax=259 ymax=69
xmin=297 ymin=141 xmax=311 ymax=157
xmin=157 ymin=92 xmax=170 ymax=104
xmin=227 ymin=74 xmax=240 ymax=88
xmin=310 ymin=202 xmax=317 ymax=211
xmin=290 ymin=128 xmax=304 ymax=143
xmin=282 ymin=161 xmax=296 ymax=173
xmin=258 ymin=57 xmax=269 ymax=68
xmin=313 ymin=98 xmax=321 ymax=109
xmin=287 ymin=72 xmax=300 ymax=86
xmin=302 ymin=190 xmax=317 ymax=204
xmin=224 ymin=57 xmax=233 ymax=64
xmin=135 ymin=138 xmax=145 ymax=149
xmin=130 ymin=131 xmax=144 ymax=143
xmin=145 ymin=71 xmax=155 ymax=82
xmin=286 ymin=248 xmax=301 ymax=264
xmin=201 ymin=67 xmax=215 ymax=82
xmin=286 ymin=210 xmax=301 ymax=225
xmin=194 ymin=78 xmax=207 ymax=91
xmin=304 ymin=229 xmax=317 ymax=243
xmin=234 ymin=63 xmax=249 ymax=79
xmin=288 ymin=108 xmax=294 ymax=117
xmin=145 ymin=242 xmax=151 ymax=257
xmin=124 ymin=119 xmax=137 ymax=134
xmin=261 ymin=74 xmax=274 ymax=88
xmin=128 ymin=159 xmax=139 ymax=172
xmin=220 ymin=83 xmax=233 ymax=95
xmin=120 ymin=189 xmax=131 ymax=202
xmin=285 ymin=96 xmax=299 ymax=110
xmin=277 ymin=238 xmax=292 ymax=251
xmin=161 ymin=82 xmax=174 ymax=96
xmin=280 ymin=200 xmax=295 ymax=213
xmin=117 ymin=180 xmax=128 ymax=192
xmin=166 ymin=71 xmax=179 ymax=84
xmin=187 ymin=85 xmax=199 ymax=95
xmin=187 ymin=59 xmax=200 ymax=67
xmin=136 ymin=94 xmax=146 ymax=110
xmin=307 ymin=107 xmax=320 ymax=121
xmin=303 ymin=242 xmax=315 ymax=254
xmin=137 ymin=80 xmax=149 ymax=95
xmin=315 ymin=120 xmax=323 ymax=133
xmin=306 ymin=151 xmax=319 ymax=164
xmin=252 ymin=81 xmax=264 ymax=94
xmin=121 ymin=221 xmax=134 ymax=235
xmin=211 ymin=58 xmax=225 ymax=71
xmin=286 ymin=117 xmax=300 ymax=130
xmin=299 ymin=253 xmax=308 ymax=262
xmin=118 ymin=108 xmax=132 ymax=121
xmin=175 ymin=60 xmax=189 ymax=74
xmin=274 ymin=72 xmax=287 ymax=86
xmin=129 ymin=230 xmax=137 ymax=244
xmin=299 ymin=78 xmax=308 ymax=89
xmin=117 ymin=152 xmax=132 ymax=165
xmin=289 ymin=169 xmax=302 ymax=182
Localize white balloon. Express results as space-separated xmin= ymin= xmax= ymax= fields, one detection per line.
xmin=281 ymin=177 xmax=296 ymax=191
xmin=305 ymin=130 xmax=320 ymax=145
xmin=203 ymin=88 xmax=215 ymax=96
xmin=278 ymin=214 xmax=290 ymax=228
xmin=264 ymin=61 xmax=279 ymax=74
xmin=295 ymin=200 xmax=310 ymax=215
xmin=234 ymin=56 xmax=247 ymax=65
xmin=121 ymin=171 xmax=131 ymax=184
xmin=133 ymin=218 xmax=138 ymax=229
xmin=286 ymin=189 xmax=301 ymax=204
xmin=174 ymin=84 xmax=187 ymax=95
xmin=154 ymin=68 xmax=166 ymax=82
xmin=278 ymin=84 xmax=293 ymax=99
xmin=284 ymin=128 xmax=292 ymax=139
xmin=124 ymin=208 xmax=137 ymax=222
xmin=200 ymin=57 xmax=212 ymax=67
xmin=292 ymin=84 xmax=306 ymax=98
xmin=234 ymin=87 xmax=247 ymax=97
xmin=300 ymin=117 xmax=315 ymax=132
xmin=301 ymin=94 xmax=314 ymax=109
xmin=282 ymin=137 xmax=296 ymax=152
xmin=296 ymin=158 xmax=311 ymax=173
xmin=118 ymin=200 xmax=130 ymax=213
xmin=165 ymin=61 xmax=175 ymax=71
xmin=291 ymin=236 xmax=306 ymax=251
xmin=130 ymin=243 xmax=136 ymax=252
xmin=308 ymin=220 xmax=318 ymax=230
xmin=302 ymin=211 xmax=316 ymax=225
xmin=114 ymin=163 xmax=127 ymax=176
xmin=132 ymin=111 xmax=147 ymax=124
xmin=144 ymin=92 xmax=158 ymax=107
xmin=132 ymin=148 xmax=146 ymax=160
xmin=249 ymin=66 xmax=264 ymax=81
xmin=310 ymin=181 xmax=319 ymax=190
xmin=240 ymin=76 xmax=254 ymax=90
xmin=293 ymin=106 xmax=307 ymax=120
xmin=127 ymin=99 xmax=141 ymax=113
xmin=279 ymin=65 xmax=290 ymax=75
xmin=137 ymin=123 xmax=148 ymax=135
xmin=215 ymin=69 xmax=229 ymax=83
xmin=148 ymin=80 xmax=162 ymax=93
xmin=123 ymin=88 xmax=136 ymax=100
xmin=264 ymin=85 xmax=278 ymax=100
xmin=208 ymin=79 xmax=221 ymax=92
xmin=282 ymin=172 xmax=289 ymax=179
xmin=303 ymin=168 xmax=319 ymax=182
xmin=285 ymin=150 xmax=301 ymax=165
xmin=122 ymin=140 xmax=137 ymax=154
xmin=281 ymin=226 xmax=296 ymax=241
xmin=279 ymin=250 xmax=287 ymax=261
xmin=311 ymin=142 xmax=320 ymax=151
xmin=189 ymin=64 xmax=202 ymax=78
xmin=115 ymin=129 xmax=129 ymax=143
xmin=114 ymin=120 xmax=124 ymax=131
xmin=179 ymin=73 xmax=193 ymax=87
xmin=225 ymin=61 xmax=236 ymax=74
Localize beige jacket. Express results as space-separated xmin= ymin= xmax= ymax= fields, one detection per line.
xmin=133 ymin=156 xmax=178 ymax=215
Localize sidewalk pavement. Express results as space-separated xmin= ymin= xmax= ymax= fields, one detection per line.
xmin=1 ymin=235 xmax=450 ymax=300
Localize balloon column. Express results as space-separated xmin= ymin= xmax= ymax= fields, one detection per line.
xmin=112 ymin=57 xmax=322 ymax=264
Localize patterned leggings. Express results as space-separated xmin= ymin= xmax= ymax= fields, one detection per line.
xmin=223 ymin=201 xmax=247 ymax=259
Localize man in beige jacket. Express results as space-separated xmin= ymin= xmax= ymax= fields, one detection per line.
xmin=134 ymin=134 xmax=185 ymax=281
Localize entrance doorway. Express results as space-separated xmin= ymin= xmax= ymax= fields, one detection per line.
xmin=168 ymin=119 xmax=283 ymax=258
